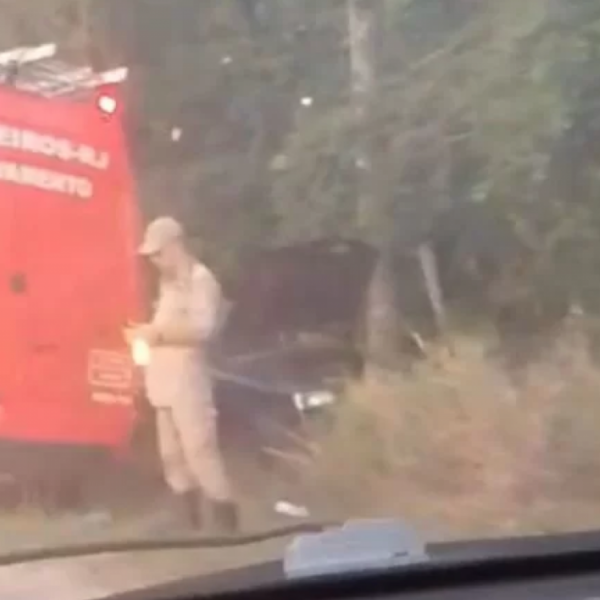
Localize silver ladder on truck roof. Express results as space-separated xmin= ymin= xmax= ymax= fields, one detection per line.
xmin=0 ymin=43 xmax=127 ymax=97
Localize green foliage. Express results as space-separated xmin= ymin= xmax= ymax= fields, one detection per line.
xmin=3 ymin=0 xmax=600 ymax=317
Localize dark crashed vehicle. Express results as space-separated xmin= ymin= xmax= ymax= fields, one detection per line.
xmin=211 ymin=239 xmax=376 ymax=466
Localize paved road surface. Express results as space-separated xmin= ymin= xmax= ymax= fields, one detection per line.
xmin=0 ymin=540 xmax=290 ymax=600
xmin=0 ymin=506 xmax=295 ymax=600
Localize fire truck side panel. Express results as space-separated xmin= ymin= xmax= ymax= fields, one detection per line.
xmin=0 ymin=85 xmax=141 ymax=449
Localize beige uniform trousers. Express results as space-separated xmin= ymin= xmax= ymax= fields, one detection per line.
xmin=146 ymin=262 xmax=233 ymax=502
xmin=155 ymin=393 xmax=233 ymax=502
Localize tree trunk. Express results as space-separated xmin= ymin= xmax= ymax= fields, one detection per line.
xmin=347 ymin=0 xmax=399 ymax=368
xmin=347 ymin=0 xmax=377 ymax=231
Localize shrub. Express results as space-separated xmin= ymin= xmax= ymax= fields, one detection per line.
xmin=293 ymin=328 xmax=600 ymax=539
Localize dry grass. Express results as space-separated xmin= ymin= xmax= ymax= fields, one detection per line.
xmin=293 ymin=323 xmax=600 ymax=540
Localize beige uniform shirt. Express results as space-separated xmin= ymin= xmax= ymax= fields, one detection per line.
xmin=145 ymin=262 xmax=221 ymax=407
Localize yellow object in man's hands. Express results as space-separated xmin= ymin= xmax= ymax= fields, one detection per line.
xmin=124 ymin=323 xmax=154 ymax=367
xmin=131 ymin=337 xmax=152 ymax=367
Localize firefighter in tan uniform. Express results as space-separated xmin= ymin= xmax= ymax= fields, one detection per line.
xmin=125 ymin=216 xmax=239 ymax=533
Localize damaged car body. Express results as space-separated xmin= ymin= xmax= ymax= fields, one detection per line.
xmin=211 ymin=239 xmax=376 ymax=464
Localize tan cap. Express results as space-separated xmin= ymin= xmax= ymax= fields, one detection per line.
xmin=138 ymin=216 xmax=184 ymax=255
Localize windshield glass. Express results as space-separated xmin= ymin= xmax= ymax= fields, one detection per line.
xmin=0 ymin=0 xmax=599 ymax=595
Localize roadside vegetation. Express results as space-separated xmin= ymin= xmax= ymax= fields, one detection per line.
xmin=294 ymin=320 xmax=600 ymax=538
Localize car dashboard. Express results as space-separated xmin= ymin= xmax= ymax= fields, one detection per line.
xmin=104 ymin=529 xmax=600 ymax=600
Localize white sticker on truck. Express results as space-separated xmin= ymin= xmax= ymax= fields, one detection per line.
xmin=91 ymin=391 xmax=133 ymax=406
xmin=87 ymin=350 xmax=133 ymax=391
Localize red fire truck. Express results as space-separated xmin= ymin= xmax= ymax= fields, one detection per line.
xmin=0 ymin=44 xmax=142 ymax=502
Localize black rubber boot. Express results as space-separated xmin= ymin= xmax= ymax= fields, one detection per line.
xmin=174 ymin=489 xmax=203 ymax=530
xmin=208 ymin=500 xmax=240 ymax=535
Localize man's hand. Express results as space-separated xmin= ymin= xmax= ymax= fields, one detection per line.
xmin=124 ymin=323 xmax=161 ymax=346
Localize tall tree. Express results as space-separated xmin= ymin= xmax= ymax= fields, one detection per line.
xmin=347 ymin=0 xmax=402 ymax=366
